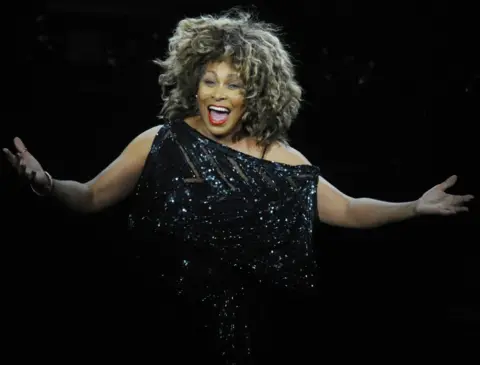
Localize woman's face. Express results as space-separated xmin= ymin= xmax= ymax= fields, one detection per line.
xmin=196 ymin=59 xmax=246 ymax=141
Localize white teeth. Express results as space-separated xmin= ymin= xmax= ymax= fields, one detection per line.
xmin=208 ymin=106 xmax=230 ymax=113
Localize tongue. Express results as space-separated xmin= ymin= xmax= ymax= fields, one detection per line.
xmin=210 ymin=110 xmax=229 ymax=122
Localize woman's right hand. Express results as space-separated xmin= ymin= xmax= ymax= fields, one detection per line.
xmin=3 ymin=137 xmax=51 ymax=192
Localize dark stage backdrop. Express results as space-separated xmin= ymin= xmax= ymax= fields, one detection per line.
xmin=2 ymin=0 xmax=478 ymax=362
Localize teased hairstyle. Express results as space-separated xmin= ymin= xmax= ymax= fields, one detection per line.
xmin=155 ymin=9 xmax=302 ymax=146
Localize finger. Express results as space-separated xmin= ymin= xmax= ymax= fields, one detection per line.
xmin=16 ymin=152 xmax=24 ymax=165
xmin=441 ymin=175 xmax=457 ymax=190
xmin=19 ymin=160 xmax=27 ymax=175
xmin=2 ymin=148 xmax=18 ymax=165
xmin=459 ymin=194 xmax=475 ymax=203
xmin=442 ymin=206 xmax=469 ymax=215
xmin=439 ymin=209 xmax=455 ymax=216
xmin=13 ymin=137 xmax=28 ymax=154
xmin=451 ymin=194 xmax=474 ymax=205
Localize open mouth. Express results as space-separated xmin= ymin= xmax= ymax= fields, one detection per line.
xmin=208 ymin=105 xmax=231 ymax=125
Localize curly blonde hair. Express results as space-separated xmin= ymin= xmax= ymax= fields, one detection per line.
xmin=155 ymin=9 xmax=302 ymax=146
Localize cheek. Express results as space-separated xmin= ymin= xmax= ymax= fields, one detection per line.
xmin=196 ymin=86 xmax=210 ymax=102
xmin=232 ymin=95 xmax=245 ymax=110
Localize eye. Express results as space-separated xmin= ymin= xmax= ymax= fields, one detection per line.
xmin=228 ymin=84 xmax=241 ymax=89
xmin=203 ymin=79 xmax=215 ymax=86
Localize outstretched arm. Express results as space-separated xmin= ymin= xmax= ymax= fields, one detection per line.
xmin=342 ymin=197 xmax=417 ymax=228
xmin=3 ymin=125 xmax=161 ymax=213
xmin=316 ymin=175 xmax=473 ymax=229
xmin=269 ymin=145 xmax=473 ymax=229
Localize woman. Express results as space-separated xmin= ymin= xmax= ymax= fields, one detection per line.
xmin=3 ymin=10 xmax=473 ymax=364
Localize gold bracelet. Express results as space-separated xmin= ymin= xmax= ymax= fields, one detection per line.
xmin=30 ymin=171 xmax=54 ymax=196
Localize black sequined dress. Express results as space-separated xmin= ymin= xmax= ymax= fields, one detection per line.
xmin=128 ymin=119 xmax=322 ymax=364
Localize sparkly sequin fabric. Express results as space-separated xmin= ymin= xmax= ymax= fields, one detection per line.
xmin=128 ymin=119 xmax=321 ymax=364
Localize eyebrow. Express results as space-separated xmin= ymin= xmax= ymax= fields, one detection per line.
xmin=205 ymin=70 xmax=241 ymax=79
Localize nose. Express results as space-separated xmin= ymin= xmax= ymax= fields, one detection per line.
xmin=212 ymin=85 xmax=227 ymax=101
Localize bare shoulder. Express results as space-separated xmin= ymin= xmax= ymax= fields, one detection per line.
xmin=266 ymin=142 xmax=312 ymax=166
xmin=124 ymin=124 xmax=163 ymax=156
xmin=135 ymin=124 xmax=163 ymax=142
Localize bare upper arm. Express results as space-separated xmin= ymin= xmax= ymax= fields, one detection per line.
xmin=86 ymin=125 xmax=162 ymax=211
xmin=268 ymin=143 xmax=353 ymax=226
xmin=315 ymin=175 xmax=352 ymax=227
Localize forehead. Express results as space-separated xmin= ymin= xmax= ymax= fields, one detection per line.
xmin=204 ymin=60 xmax=241 ymax=77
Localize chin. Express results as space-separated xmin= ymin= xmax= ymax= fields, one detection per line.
xmin=202 ymin=115 xmax=238 ymax=138
xmin=206 ymin=124 xmax=235 ymax=138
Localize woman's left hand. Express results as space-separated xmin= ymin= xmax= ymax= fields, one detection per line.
xmin=416 ymin=175 xmax=474 ymax=215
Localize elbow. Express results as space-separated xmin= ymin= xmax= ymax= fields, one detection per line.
xmin=338 ymin=199 xmax=373 ymax=229
xmin=344 ymin=198 xmax=382 ymax=229
xmin=318 ymin=199 xmax=363 ymax=229
xmin=82 ymin=183 xmax=99 ymax=214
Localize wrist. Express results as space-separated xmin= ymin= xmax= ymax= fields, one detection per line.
xmin=31 ymin=171 xmax=54 ymax=196
xmin=412 ymin=199 xmax=421 ymax=216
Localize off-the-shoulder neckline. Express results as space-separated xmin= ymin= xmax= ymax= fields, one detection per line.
xmin=175 ymin=119 xmax=320 ymax=173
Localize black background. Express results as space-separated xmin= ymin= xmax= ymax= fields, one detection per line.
xmin=2 ymin=0 xmax=478 ymax=362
